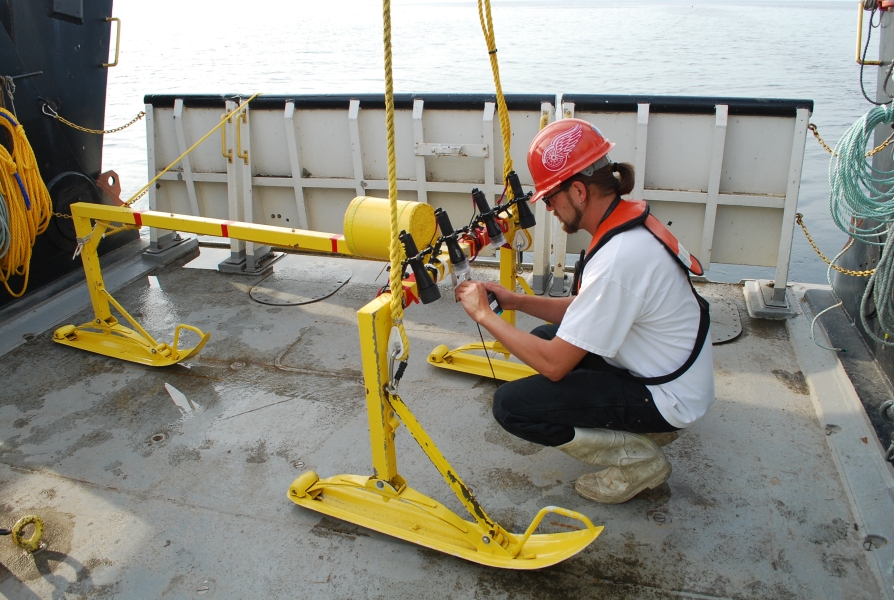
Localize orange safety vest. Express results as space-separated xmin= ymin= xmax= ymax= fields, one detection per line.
xmin=571 ymin=199 xmax=710 ymax=386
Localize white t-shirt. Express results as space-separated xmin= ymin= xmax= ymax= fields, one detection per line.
xmin=556 ymin=226 xmax=715 ymax=428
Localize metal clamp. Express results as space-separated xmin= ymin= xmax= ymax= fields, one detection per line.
xmin=236 ymin=111 xmax=248 ymax=165
xmin=221 ymin=114 xmax=232 ymax=163
xmin=103 ymin=17 xmax=121 ymax=68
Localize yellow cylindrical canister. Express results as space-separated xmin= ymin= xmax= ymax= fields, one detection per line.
xmin=343 ymin=196 xmax=436 ymax=261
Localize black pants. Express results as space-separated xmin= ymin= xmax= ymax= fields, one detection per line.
xmin=492 ymin=324 xmax=679 ymax=447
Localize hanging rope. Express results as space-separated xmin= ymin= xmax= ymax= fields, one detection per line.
xmin=382 ymin=0 xmax=410 ymax=362
xmin=825 ymin=103 xmax=894 ymax=347
xmin=0 ymin=108 xmax=53 ymax=297
xmin=478 ymin=0 xmax=514 ymax=197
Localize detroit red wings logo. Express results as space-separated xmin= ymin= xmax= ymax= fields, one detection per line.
xmin=542 ymin=124 xmax=583 ymax=172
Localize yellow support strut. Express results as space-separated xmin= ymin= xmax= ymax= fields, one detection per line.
xmin=289 ymin=288 xmax=601 ymax=569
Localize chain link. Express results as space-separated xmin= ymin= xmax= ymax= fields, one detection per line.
xmin=808 ymin=122 xmax=894 ymax=158
xmin=796 ymin=213 xmax=876 ymax=276
xmin=42 ymin=103 xmax=145 ymax=135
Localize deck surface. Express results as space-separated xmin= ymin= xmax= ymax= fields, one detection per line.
xmin=0 ymin=249 xmax=888 ymax=599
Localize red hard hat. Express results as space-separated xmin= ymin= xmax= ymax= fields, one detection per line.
xmin=527 ymin=118 xmax=615 ymax=202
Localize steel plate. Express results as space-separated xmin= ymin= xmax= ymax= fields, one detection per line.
xmin=708 ymin=296 xmax=742 ymax=344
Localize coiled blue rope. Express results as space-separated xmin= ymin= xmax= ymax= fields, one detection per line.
xmin=829 ymin=104 xmax=894 ymax=346
xmin=0 ymin=189 xmax=9 ymax=260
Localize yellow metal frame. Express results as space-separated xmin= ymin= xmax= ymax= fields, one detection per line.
xmin=426 ymin=206 xmax=538 ymax=382
xmin=54 ymin=203 xmax=351 ymax=367
xmin=857 ymin=1 xmax=884 ymax=66
xmin=103 ymin=17 xmax=121 ymax=68
xmin=57 ymin=201 xmax=601 ymax=568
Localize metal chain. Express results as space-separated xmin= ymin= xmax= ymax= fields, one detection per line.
xmin=53 ymin=189 xmax=147 ymax=220
xmin=41 ymin=103 xmax=145 ymax=135
xmin=795 ymin=213 xmax=875 ymax=277
xmin=808 ymin=123 xmax=894 ymax=158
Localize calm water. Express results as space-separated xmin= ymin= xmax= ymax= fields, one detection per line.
xmin=104 ymin=0 xmax=868 ymax=284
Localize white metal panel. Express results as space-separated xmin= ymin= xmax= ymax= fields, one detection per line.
xmin=711 ymin=205 xmax=784 ymax=267
xmin=645 ymin=113 xmax=715 ymax=192
xmin=722 ymin=115 xmax=795 ymax=196
xmin=359 ymin=108 xmax=416 ymax=182
xmin=293 ymin=109 xmax=354 ymax=179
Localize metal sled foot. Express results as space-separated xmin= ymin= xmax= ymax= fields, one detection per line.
xmin=288 ymin=471 xmax=602 ymax=570
xmin=53 ymin=321 xmax=209 ymax=367
xmin=428 ymin=341 xmax=536 ymax=381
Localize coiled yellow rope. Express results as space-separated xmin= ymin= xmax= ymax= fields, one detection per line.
xmin=0 ymin=108 xmax=52 ymax=297
xmin=478 ymin=0 xmax=514 ymax=197
xmin=382 ymin=0 xmax=410 ymax=361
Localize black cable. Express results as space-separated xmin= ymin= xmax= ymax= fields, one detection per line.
xmin=860 ymin=8 xmax=891 ymax=106
xmin=476 ymin=322 xmax=499 ymax=386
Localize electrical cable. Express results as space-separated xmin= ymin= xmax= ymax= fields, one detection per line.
xmin=476 ymin=321 xmax=499 ymax=386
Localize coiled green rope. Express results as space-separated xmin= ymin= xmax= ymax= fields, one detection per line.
xmin=829 ymin=103 xmax=894 ymax=244
xmin=829 ymin=104 xmax=894 ymax=346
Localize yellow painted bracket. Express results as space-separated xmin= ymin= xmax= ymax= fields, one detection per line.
xmin=289 ymin=291 xmax=602 ymax=568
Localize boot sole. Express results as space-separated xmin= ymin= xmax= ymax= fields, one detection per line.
xmin=574 ymin=460 xmax=672 ymax=504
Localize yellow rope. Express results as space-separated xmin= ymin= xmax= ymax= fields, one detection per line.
xmin=0 ymin=108 xmax=52 ymax=297
xmin=122 ymin=93 xmax=260 ymax=207
xmin=382 ymin=0 xmax=410 ymax=361
xmin=478 ymin=0 xmax=514 ymax=197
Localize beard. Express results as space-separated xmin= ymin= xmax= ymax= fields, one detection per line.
xmin=559 ymin=203 xmax=584 ymax=234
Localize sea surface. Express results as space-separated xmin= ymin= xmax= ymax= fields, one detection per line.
xmin=103 ymin=0 xmax=871 ymax=284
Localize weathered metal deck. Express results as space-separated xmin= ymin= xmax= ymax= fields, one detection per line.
xmin=0 ymin=247 xmax=892 ymax=599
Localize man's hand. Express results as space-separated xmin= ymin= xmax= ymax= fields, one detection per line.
xmin=456 ymin=280 xmax=496 ymax=324
xmin=482 ymin=281 xmax=519 ymax=311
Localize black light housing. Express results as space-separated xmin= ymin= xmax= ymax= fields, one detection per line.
xmin=471 ymin=188 xmax=506 ymax=248
xmin=399 ymin=230 xmax=441 ymax=304
xmin=434 ymin=208 xmax=470 ymax=281
xmin=506 ymin=171 xmax=536 ymax=230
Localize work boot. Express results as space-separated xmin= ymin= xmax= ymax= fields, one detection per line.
xmin=646 ymin=431 xmax=680 ymax=447
xmin=557 ymin=428 xmax=671 ymax=504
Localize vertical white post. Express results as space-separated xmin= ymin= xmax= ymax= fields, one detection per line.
xmin=348 ymin=100 xmax=365 ymax=197
xmin=531 ymin=101 xmax=555 ymax=294
xmin=145 ymin=103 xmax=168 ymax=247
xmin=413 ymin=99 xmax=428 ymax=204
xmin=772 ymin=107 xmax=810 ymax=303
xmin=173 ymin=99 xmax=200 ymax=216
xmin=550 ymin=102 xmax=576 ymax=295
xmin=284 ymin=101 xmax=309 ymax=230
xmin=483 ymin=102 xmax=496 ymax=199
xmin=224 ymin=100 xmax=245 ymax=265
xmin=700 ymin=105 xmax=728 ymax=270
xmin=632 ymin=104 xmax=650 ymax=200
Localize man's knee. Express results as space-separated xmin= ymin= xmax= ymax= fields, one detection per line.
xmin=530 ymin=323 xmax=559 ymax=341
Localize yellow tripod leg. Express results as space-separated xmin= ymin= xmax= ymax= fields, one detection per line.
xmin=52 ymin=205 xmax=209 ymax=367
xmin=289 ymin=292 xmax=602 ymax=569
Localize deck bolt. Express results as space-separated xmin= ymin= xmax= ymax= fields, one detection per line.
xmin=482 ymin=536 xmax=490 ymax=545
xmin=376 ymin=481 xmax=384 ymax=489
xmin=151 ymin=349 xmax=156 ymax=354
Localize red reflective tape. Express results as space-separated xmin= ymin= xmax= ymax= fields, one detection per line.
xmin=132 ymin=211 xmax=143 ymax=227
xmin=221 ymin=221 xmax=234 ymax=237
xmin=330 ymin=236 xmax=339 ymax=253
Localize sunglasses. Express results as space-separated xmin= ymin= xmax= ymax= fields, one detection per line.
xmin=542 ymin=185 xmax=567 ymax=208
